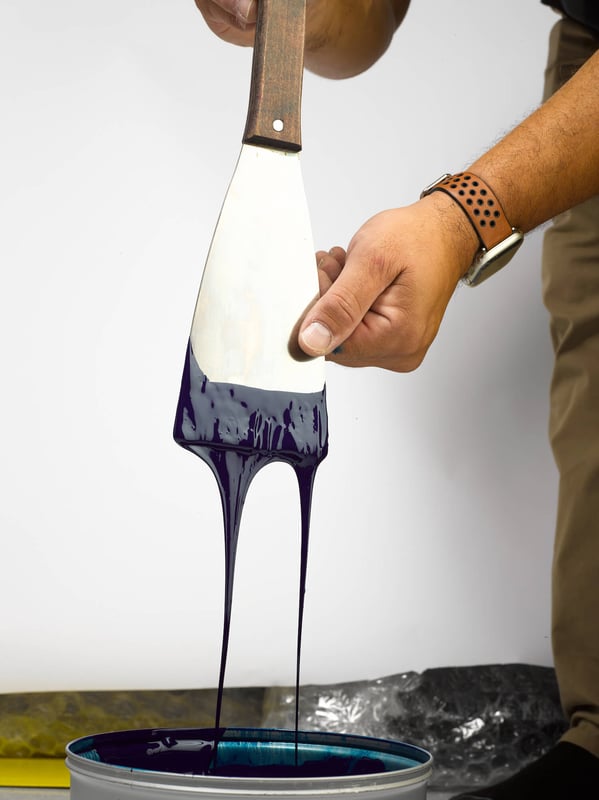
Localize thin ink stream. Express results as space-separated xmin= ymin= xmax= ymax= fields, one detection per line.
xmin=294 ymin=464 xmax=317 ymax=762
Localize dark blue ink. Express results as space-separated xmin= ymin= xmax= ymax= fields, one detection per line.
xmin=173 ymin=342 xmax=328 ymax=736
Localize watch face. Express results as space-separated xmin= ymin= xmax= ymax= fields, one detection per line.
xmin=463 ymin=231 xmax=524 ymax=286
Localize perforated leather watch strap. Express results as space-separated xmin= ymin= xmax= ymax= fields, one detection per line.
xmin=425 ymin=172 xmax=514 ymax=251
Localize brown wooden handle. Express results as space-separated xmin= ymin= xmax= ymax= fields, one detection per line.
xmin=242 ymin=0 xmax=306 ymax=152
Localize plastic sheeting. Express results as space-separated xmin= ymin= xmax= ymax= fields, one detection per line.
xmin=0 ymin=665 xmax=567 ymax=790
xmin=263 ymin=664 xmax=567 ymax=790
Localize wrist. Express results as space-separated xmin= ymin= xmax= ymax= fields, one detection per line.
xmin=421 ymin=171 xmax=524 ymax=286
xmin=419 ymin=191 xmax=480 ymax=285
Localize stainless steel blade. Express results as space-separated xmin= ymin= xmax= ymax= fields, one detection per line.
xmin=189 ymin=142 xmax=323 ymax=393
xmin=182 ymin=0 xmax=324 ymax=399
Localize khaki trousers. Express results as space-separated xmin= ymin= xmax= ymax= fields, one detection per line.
xmin=541 ymin=17 xmax=599 ymax=759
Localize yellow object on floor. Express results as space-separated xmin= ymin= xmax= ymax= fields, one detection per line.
xmin=0 ymin=758 xmax=69 ymax=788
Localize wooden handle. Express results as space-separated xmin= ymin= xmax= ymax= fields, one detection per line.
xmin=242 ymin=0 xmax=306 ymax=152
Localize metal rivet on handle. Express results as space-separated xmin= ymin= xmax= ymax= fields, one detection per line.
xmin=272 ymin=119 xmax=284 ymax=132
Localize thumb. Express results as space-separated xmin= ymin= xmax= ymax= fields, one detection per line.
xmin=298 ymin=253 xmax=383 ymax=357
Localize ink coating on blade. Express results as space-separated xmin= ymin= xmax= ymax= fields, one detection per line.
xmin=174 ymin=342 xmax=328 ymax=464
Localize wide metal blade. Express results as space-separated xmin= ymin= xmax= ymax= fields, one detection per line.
xmin=189 ymin=143 xmax=324 ymax=394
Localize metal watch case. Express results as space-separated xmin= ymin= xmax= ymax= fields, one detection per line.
xmin=462 ymin=229 xmax=524 ymax=286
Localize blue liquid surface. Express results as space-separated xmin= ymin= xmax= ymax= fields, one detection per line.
xmin=71 ymin=727 xmax=430 ymax=778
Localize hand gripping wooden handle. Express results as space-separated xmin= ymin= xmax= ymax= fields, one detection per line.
xmin=242 ymin=0 xmax=306 ymax=152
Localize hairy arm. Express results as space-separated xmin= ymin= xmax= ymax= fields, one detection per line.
xmin=194 ymin=0 xmax=409 ymax=78
xmin=468 ymin=49 xmax=599 ymax=233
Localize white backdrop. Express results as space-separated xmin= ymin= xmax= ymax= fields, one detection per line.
xmin=1 ymin=0 xmax=558 ymax=692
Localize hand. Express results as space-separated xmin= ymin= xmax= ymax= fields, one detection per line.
xmin=298 ymin=193 xmax=480 ymax=372
xmin=193 ymin=0 xmax=407 ymax=79
xmin=194 ymin=0 xmax=257 ymax=46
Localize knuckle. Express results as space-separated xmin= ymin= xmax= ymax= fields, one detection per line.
xmin=352 ymin=227 xmax=399 ymax=282
xmin=327 ymin=284 xmax=363 ymax=327
xmin=366 ymin=247 xmax=392 ymax=278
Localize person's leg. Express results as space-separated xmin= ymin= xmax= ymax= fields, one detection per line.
xmin=546 ymin=186 xmax=599 ymax=759
xmin=450 ymin=16 xmax=599 ymax=800
xmin=542 ymin=17 xmax=599 ymax=761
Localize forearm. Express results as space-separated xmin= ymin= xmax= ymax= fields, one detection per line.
xmin=304 ymin=0 xmax=409 ymax=79
xmin=468 ymin=49 xmax=599 ymax=234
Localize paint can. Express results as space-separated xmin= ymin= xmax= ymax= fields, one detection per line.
xmin=66 ymin=727 xmax=432 ymax=799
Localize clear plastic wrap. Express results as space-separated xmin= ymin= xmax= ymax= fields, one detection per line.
xmin=263 ymin=665 xmax=567 ymax=790
xmin=0 ymin=665 xmax=566 ymax=790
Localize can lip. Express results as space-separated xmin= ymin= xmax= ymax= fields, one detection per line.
xmin=66 ymin=727 xmax=433 ymax=795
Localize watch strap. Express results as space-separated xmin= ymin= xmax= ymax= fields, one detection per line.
xmin=425 ymin=172 xmax=514 ymax=252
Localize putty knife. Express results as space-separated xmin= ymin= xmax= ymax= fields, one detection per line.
xmin=188 ymin=0 xmax=324 ymax=398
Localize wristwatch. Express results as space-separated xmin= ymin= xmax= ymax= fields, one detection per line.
xmin=421 ymin=172 xmax=524 ymax=286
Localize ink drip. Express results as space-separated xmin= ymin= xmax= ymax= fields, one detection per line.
xmin=173 ymin=341 xmax=329 ymax=775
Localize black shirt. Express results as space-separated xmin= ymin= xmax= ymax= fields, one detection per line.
xmin=541 ymin=0 xmax=599 ymax=33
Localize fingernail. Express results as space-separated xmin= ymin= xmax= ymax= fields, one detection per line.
xmin=300 ymin=322 xmax=333 ymax=355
